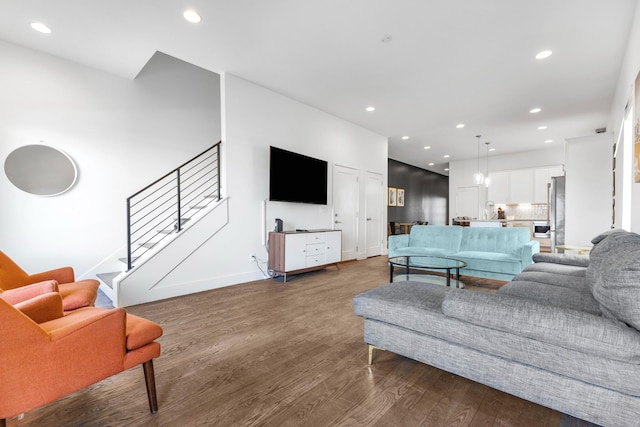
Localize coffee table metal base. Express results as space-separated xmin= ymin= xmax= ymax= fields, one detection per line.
xmin=388 ymin=255 xmax=466 ymax=288
xmin=392 ymin=273 xmax=464 ymax=288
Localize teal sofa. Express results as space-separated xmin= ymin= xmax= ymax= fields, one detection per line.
xmin=388 ymin=225 xmax=539 ymax=281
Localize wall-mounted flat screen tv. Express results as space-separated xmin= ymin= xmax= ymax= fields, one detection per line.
xmin=269 ymin=146 xmax=328 ymax=205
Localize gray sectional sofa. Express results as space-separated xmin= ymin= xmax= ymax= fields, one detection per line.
xmin=355 ymin=229 xmax=640 ymax=427
xmin=388 ymin=225 xmax=539 ymax=281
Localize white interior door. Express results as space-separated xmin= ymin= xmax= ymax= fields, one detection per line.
xmin=365 ymin=171 xmax=383 ymax=257
xmin=333 ymin=165 xmax=359 ymax=261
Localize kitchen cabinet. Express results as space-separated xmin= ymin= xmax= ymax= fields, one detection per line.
xmin=534 ymin=165 xmax=564 ymax=203
xmin=487 ymin=171 xmax=509 ymax=203
xmin=489 ymin=166 xmax=564 ymax=204
xmin=509 ymin=169 xmax=534 ymax=204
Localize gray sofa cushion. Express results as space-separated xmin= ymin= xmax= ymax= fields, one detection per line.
xmin=453 ymin=251 xmax=523 ymax=275
xmin=511 ymin=271 xmax=588 ymax=291
xmin=590 ymin=232 xmax=640 ymax=330
xmin=532 ymin=252 xmax=590 ymax=267
xmin=353 ymin=281 xmax=456 ymax=333
xmin=441 ymin=290 xmax=640 ymax=362
xmin=586 ymin=229 xmax=631 ymax=291
xmin=524 ymin=262 xmax=587 ymax=276
xmin=498 ymin=280 xmax=601 ymax=315
xmin=591 ymin=229 xmax=630 ymax=245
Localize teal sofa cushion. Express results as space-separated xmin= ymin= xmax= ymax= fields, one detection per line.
xmin=460 ymin=227 xmax=531 ymax=254
xmin=453 ymin=251 xmax=523 ymax=276
xmin=407 ymin=225 xmax=462 ymax=252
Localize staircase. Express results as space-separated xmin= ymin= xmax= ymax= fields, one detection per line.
xmin=96 ymin=142 xmax=224 ymax=306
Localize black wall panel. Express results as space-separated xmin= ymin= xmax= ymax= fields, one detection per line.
xmin=388 ymin=159 xmax=449 ymax=225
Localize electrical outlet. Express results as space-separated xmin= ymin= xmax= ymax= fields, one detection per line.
xmin=250 ymin=254 xmax=256 ymax=263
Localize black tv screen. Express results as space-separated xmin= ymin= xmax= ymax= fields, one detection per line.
xmin=269 ymin=146 xmax=328 ymax=205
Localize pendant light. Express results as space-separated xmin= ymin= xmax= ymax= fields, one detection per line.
xmin=472 ymin=135 xmax=484 ymax=184
xmin=484 ymin=142 xmax=491 ymax=187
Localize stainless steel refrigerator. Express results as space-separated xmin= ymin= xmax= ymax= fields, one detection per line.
xmin=549 ymin=176 xmax=566 ymax=252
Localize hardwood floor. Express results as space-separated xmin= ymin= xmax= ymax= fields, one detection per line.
xmin=11 ymin=256 xmax=586 ymax=426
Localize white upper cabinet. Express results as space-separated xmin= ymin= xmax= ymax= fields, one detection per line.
xmin=533 ymin=165 xmax=564 ymax=203
xmin=487 ymin=171 xmax=510 ymax=204
xmin=489 ymin=165 xmax=564 ymax=204
xmin=509 ymin=169 xmax=534 ymax=204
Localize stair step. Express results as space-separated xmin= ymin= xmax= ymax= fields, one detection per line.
xmin=96 ymin=272 xmax=120 ymax=289
xmin=191 ymin=205 xmax=207 ymax=209
xmin=140 ymin=242 xmax=157 ymax=249
xmin=118 ymin=257 xmax=139 ymax=264
xmin=157 ymin=229 xmax=174 ymax=235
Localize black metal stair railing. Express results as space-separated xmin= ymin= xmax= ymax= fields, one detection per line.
xmin=126 ymin=142 xmax=221 ymax=271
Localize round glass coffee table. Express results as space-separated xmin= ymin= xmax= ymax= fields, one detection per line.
xmin=388 ymin=255 xmax=467 ymax=288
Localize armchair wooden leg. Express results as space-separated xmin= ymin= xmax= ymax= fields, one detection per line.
xmin=0 ymin=418 xmax=6 ymax=427
xmin=143 ymin=360 xmax=158 ymax=414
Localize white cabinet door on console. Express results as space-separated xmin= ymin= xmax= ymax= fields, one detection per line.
xmin=326 ymin=231 xmax=342 ymax=263
xmin=284 ymin=233 xmax=306 ymax=271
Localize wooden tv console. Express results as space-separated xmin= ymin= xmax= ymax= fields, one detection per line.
xmin=268 ymin=230 xmax=342 ymax=282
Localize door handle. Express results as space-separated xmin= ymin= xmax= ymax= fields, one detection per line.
xmin=366 ymin=218 xmax=372 ymax=221
xmin=335 ymin=220 xmax=342 ymax=224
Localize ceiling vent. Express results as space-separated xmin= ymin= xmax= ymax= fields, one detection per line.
xmin=595 ymin=127 xmax=606 ymax=134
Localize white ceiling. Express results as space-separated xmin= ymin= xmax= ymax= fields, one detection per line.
xmin=0 ymin=0 xmax=637 ymax=175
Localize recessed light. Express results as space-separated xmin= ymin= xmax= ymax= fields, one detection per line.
xmin=536 ymin=50 xmax=552 ymax=60
xmin=530 ymin=108 xmax=541 ymax=114
xmin=444 ymin=168 xmax=450 ymax=171
xmin=423 ymin=146 xmax=431 ymax=150
xmin=428 ymin=162 xmax=435 ymax=166
xmin=489 ymin=148 xmax=496 ymax=152
xmin=443 ymin=154 xmax=450 ymax=158
xmin=31 ymin=22 xmax=51 ymax=34
xmin=401 ymin=136 xmax=409 ymax=140
xmin=456 ymin=123 xmax=465 ymax=129
xmin=365 ymin=106 xmax=375 ymax=112
xmin=545 ymin=139 xmax=553 ymax=144
xmin=183 ymin=9 xmax=202 ymax=23
xmin=538 ymin=125 xmax=548 ymax=130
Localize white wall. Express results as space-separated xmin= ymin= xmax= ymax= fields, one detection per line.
xmin=0 ymin=41 xmax=221 ymax=276
xmin=565 ymin=133 xmax=613 ymax=246
xmin=0 ymin=40 xmax=387 ymax=294
xmin=222 ymin=73 xmax=388 ymax=266
xmin=448 ymin=146 xmax=565 ymax=220
xmin=609 ymin=0 xmax=640 ymax=232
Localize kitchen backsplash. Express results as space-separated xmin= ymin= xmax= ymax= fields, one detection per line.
xmin=494 ymin=204 xmax=549 ymax=220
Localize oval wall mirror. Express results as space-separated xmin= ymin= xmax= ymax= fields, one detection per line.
xmin=4 ymin=144 xmax=78 ymax=196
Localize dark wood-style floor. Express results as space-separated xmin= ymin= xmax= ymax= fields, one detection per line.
xmin=10 ymin=256 xmax=594 ymax=426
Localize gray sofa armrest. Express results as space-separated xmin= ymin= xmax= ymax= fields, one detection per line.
xmin=441 ymin=291 xmax=640 ymax=362
xmin=388 ymin=234 xmax=410 ymax=256
xmin=521 ymin=240 xmax=540 ymax=267
xmin=532 ymin=252 xmax=590 ymax=267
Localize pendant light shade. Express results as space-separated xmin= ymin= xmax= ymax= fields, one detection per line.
xmin=472 ymin=135 xmax=484 ymax=185
xmin=484 ymin=141 xmax=491 ymax=187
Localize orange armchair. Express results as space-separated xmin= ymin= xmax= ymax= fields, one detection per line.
xmin=0 ymin=294 xmax=163 ymax=425
xmin=0 ymin=250 xmax=99 ymax=311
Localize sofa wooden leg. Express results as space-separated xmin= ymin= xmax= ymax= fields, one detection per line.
xmin=0 ymin=418 xmax=6 ymax=427
xmin=143 ymin=360 xmax=158 ymax=414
